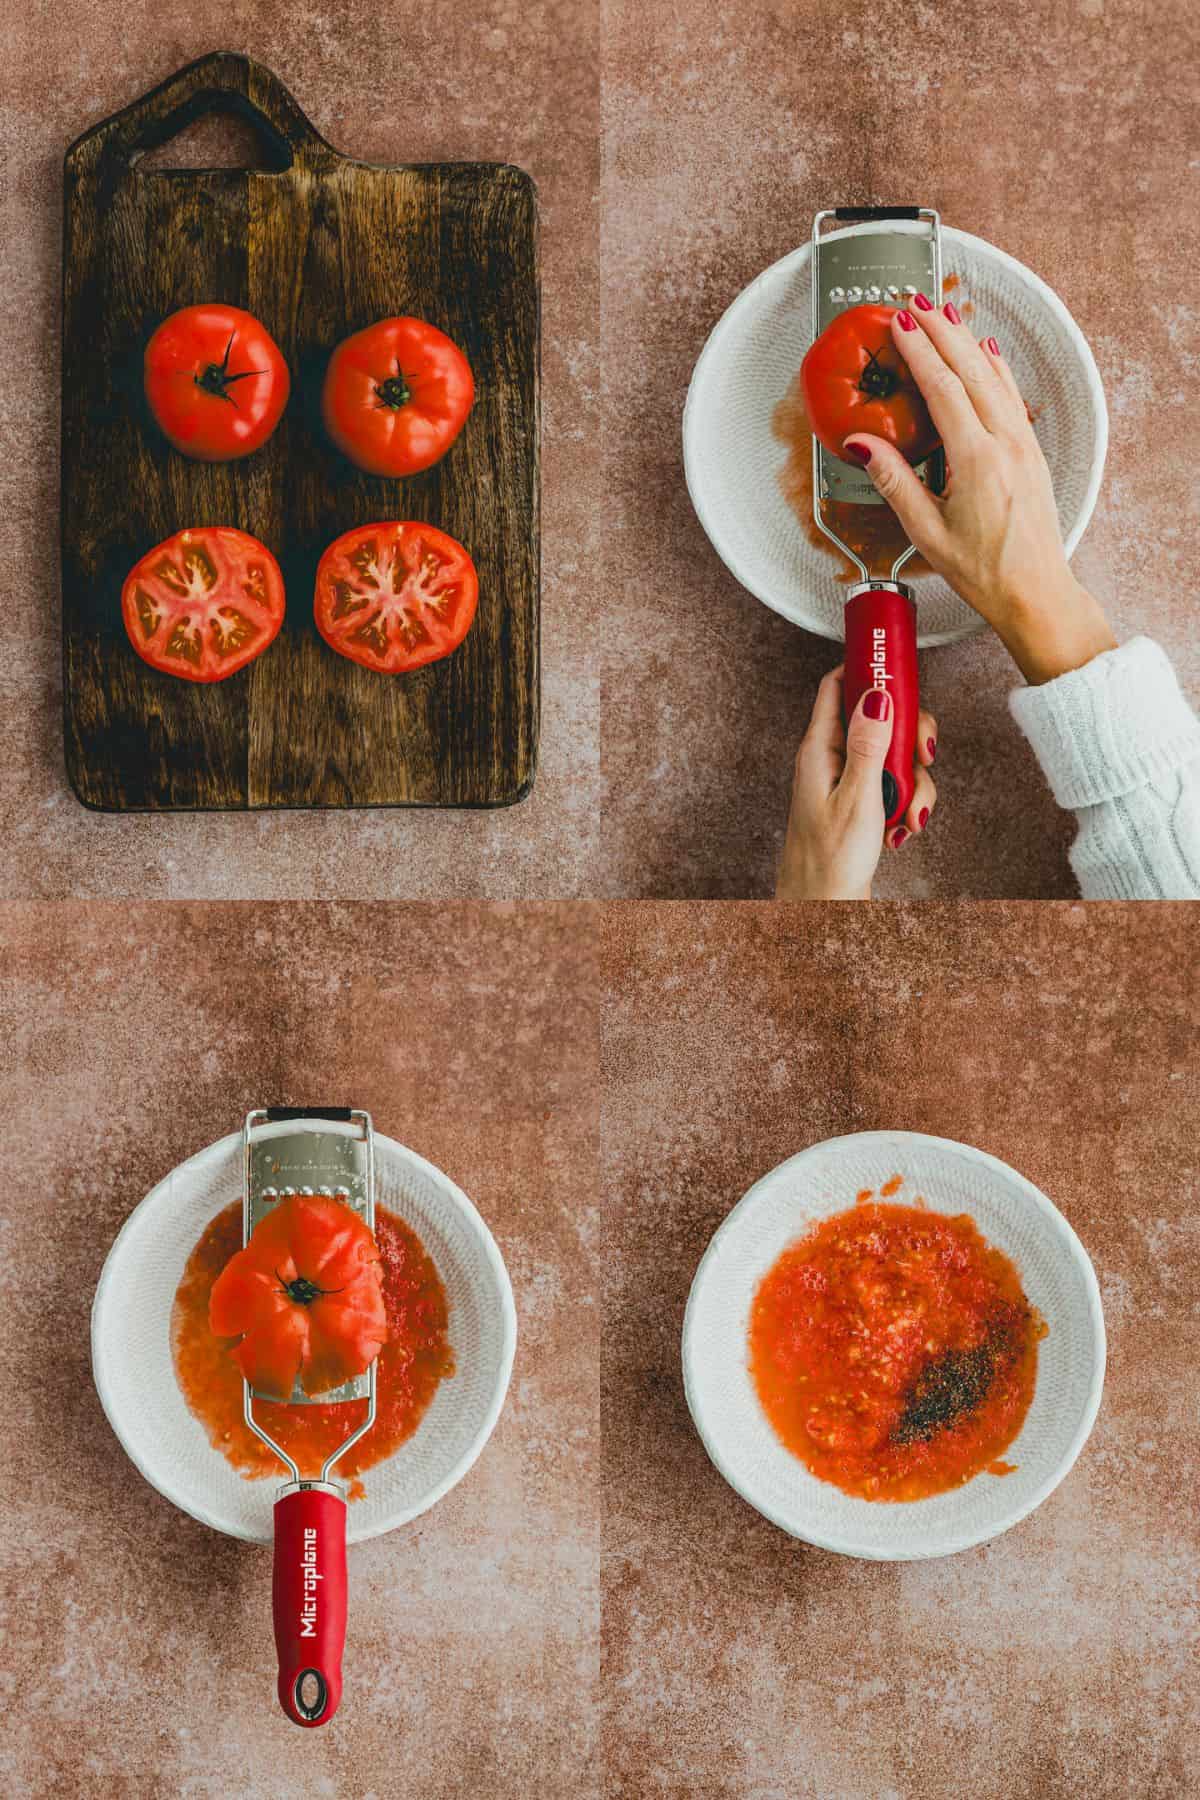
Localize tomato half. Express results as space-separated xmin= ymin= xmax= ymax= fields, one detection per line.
xmin=321 ymin=317 xmax=475 ymax=476
xmin=801 ymin=304 xmax=940 ymax=465
xmin=209 ymin=1194 xmax=388 ymax=1401
xmin=314 ymin=521 xmax=479 ymax=674
xmin=121 ymin=527 xmax=285 ymax=682
xmin=144 ymin=303 xmax=290 ymax=461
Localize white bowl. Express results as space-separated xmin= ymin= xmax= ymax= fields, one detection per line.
xmin=683 ymin=223 xmax=1108 ymax=647
xmin=92 ymin=1122 xmax=516 ymax=1544
xmin=683 ymin=1132 xmax=1104 ymax=1560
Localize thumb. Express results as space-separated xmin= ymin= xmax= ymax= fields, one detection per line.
xmin=838 ymin=686 xmax=894 ymax=813
xmin=842 ymin=435 xmax=947 ymax=559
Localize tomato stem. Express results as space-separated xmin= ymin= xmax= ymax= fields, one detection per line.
xmin=857 ymin=345 xmax=900 ymax=401
xmin=193 ymin=330 xmax=266 ymax=407
xmin=275 ymin=1268 xmax=346 ymax=1307
xmin=374 ymin=360 xmax=413 ymax=410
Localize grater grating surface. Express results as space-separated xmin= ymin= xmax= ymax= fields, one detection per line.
xmin=811 ymin=206 xmax=944 ymax=582
xmin=242 ymin=1108 xmax=378 ymax=1483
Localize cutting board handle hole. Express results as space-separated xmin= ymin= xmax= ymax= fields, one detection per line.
xmin=134 ymin=94 xmax=293 ymax=174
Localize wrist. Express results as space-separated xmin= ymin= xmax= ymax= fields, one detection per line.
xmin=776 ymin=853 xmax=872 ymax=902
xmin=999 ymin=578 xmax=1117 ymax=686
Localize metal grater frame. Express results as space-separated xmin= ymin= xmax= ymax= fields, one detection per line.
xmin=241 ymin=1107 xmax=378 ymax=1491
xmin=811 ymin=206 xmax=943 ymax=583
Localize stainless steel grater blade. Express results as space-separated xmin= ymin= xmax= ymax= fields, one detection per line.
xmin=811 ymin=207 xmax=943 ymax=522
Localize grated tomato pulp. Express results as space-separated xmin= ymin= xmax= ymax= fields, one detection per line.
xmin=172 ymin=1200 xmax=454 ymax=1498
xmin=749 ymin=1196 xmax=1045 ymax=1501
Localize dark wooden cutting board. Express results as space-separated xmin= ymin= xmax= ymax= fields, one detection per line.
xmin=62 ymin=52 xmax=538 ymax=810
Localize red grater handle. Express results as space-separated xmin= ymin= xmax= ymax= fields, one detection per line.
xmin=273 ymin=1485 xmax=348 ymax=1728
xmin=843 ymin=585 xmax=919 ymax=828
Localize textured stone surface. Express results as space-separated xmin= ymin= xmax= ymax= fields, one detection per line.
xmin=600 ymin=902 xmax=1199 ymax=1797
xmin=0 ymin=902 xmax=599 ymax=1797
xmin=599 ymin=0 xmax=1200 ymax=897
xmin=2 ymin=3 xmax=598 ymax=897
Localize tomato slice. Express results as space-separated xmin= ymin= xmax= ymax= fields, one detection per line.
xmin=121 ymin=527 xmax=286 ymax=682
xmin=321 ymin=317 xmax=475 ymax=477
xmin=314 ymin=521 xmax=479 ymax=674
xmin=143 ymin=304 xmax=290 ymax=462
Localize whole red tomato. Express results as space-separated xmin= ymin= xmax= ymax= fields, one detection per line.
xmin=209 ymin=1194 xmax=388 ymax=1400
xmin=121 ymin=526 xmax=285 ymax=682
xmin=144 ymin=303 xmax=290 ymax=461
xmin=801 ymin=304 xmax=940 ymax=465
xmin=314 ymin=520 xmax=479 ymax=675
xmin=322 ymin=317 xmax=475 ymax=477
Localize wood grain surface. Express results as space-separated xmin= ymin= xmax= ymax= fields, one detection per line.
xmin=62 ymin=52 xmax=539 ymax=811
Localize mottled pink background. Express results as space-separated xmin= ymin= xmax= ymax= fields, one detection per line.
xmin=0 ymin=903 xmax=599 ymax=1796
xmin=599 ymin=0 xmax=1200 ymax=897
xmin=601 ymin=903 xmax=1199 ymax=1797
xmin=2 ymin=1 xmax=598 ymax=898
xmin=2 ymin=0 xmax=1198 ymax=1792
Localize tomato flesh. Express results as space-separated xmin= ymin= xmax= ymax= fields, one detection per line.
xmin=121 ymin=527 xmax=285 ymax=682
xmin=314 ymin=521 xmax=479 ymax=674
xmin=209 ymin=1193 xmax=388 ymax=1400
xmin=801 ymin=304 xmax=940 ymax=466
xmin=749 ymin=1198 xmax=1044 ymax=1502
xmin=144 ymin=303 xmax=290 ymax=462
xmin=322 ymin=317 xmax=474 ymax=477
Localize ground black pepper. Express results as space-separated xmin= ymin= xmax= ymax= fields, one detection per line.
xmin=892 ymin=1304 xmax=1028 ymax=1445
xmin=892 ymin=1343 xmax=997 ymax=1443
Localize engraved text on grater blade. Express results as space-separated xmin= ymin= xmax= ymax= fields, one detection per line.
xmin=247 ymin=1129 xmax=368 ymax=1230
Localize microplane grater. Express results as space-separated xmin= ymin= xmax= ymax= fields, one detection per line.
xmin=241 ymin=1106 xmax=378 ymax=1729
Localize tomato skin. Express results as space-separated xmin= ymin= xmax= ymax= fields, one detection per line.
xmin=314 ymin=521 xmax=479 ymax=675
xmin=321 ymin=317 xmax=475 ymax=477
xmin=121 ymin=526 xmax=286 ymax=683
xmin=144 ymin=304 xmax=290 ymax=461
xmin=801 ymin=304 xmax=940 ymax=465
xmin=209 ymin=1194 xmax=388 ymax=1401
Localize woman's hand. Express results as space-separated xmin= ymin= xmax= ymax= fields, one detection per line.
xmin=842 ymin=300 xmax=1116 ymax=685
xmin=776 ymin=665 xmax=938 ymax=900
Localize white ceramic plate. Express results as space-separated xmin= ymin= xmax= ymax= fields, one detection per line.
xmin=93 ymin=1121 xmax=516 ymax=1545
xmin=683 ymin=1132 xmax=1105 ymax=1560
xmin=683 ymin=223 xmax=1108 ymax=647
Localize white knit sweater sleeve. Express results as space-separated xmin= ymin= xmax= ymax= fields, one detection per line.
xmin=1009 ymin=637 xmax=1200 ymax=899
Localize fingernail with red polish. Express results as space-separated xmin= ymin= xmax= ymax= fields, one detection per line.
xmin=918 ymin=807 xmax=930 ymax=829
xmin=863 ymin=689 xmax=890 ymax=721
xmin=844 ymin=441 xmax=871 ymax=466
xmin=897 ymin=310 xmax=918 ymax=332
xmin=986 ymin=336 xmax=1000 ymax=356
xmin=892 ymin=827 xmax=909 ymax=848
xmin=943 ymin=301 xmax=962 ymax=324
xmin=927 ymin=737 xmax=937 ymax=761
xmin=913 ymin=292 xmax=934 ymax=311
